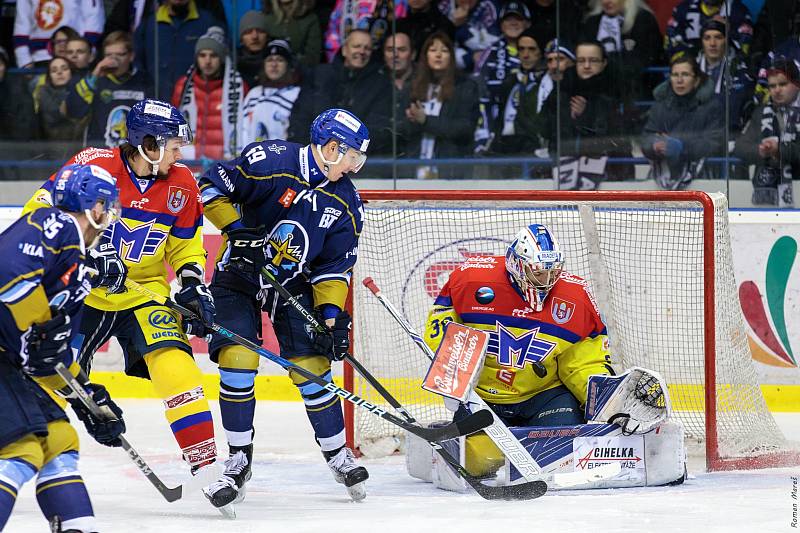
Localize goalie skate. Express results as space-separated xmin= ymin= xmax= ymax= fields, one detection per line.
xmin=201 ymin=444 xmax=253 ymax=518
xmin=324 ymin=447 xmax=369 ymax=501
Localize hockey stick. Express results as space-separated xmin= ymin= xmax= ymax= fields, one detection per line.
xmin=121 ymin=279 xmax=492 ymax=446
xmin=259 ymin=269 xmax=547 ymax=500
xmin=362 ymin=277 xmax=620 ymax=489
xmin=53 ymin=363 xmax=184 ymax=502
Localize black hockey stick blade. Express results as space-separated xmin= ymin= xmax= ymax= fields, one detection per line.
xmin=469 ymin=479 xmax=548 ymax=501
xmin=120 ymin=437 xmax=183 ymax=502
xmin=409 ymin=408 xmax=493 ymax=443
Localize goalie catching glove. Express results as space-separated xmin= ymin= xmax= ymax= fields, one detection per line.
xmin=174 ymin=263 xmax=216 ymax=341
xmin=585 ymin=367 xmax=670 ymax=435
xmin=86 ymin=243 xmax=127 ymax=294
xmin=312 ymin=310 xmax=352 ymax=361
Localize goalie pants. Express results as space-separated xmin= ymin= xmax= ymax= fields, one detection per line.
xmin=458 ymin=385 xmax=585 ymax=427
xmin=208 ymin=284 xmax=347 ymax=452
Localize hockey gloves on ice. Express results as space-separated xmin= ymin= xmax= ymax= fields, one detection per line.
xmin=87 ymin=243 xmax=128 ymax=294
xmin=175 ymin=264 xmax=216 ymax=342
xmin=225 ymin=226 xmax=268 ymax=276
xmin=24 ymin=313 xmax=72 ymax=374
xmin=312 ymin=310 xmax=352 ymax=361
xmin=68 ymin=383 xmax=126 ymax=447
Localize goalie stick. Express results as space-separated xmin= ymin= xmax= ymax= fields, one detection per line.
xmin=362 ymin=277 xmax=621 ymax=489
xmin=259 ymin=269 xmax=547 ymax=500
xmin=120 ymin=279 xmax=492 ymax=446
xmin=53 ymin=363 xmax=184 ymax=503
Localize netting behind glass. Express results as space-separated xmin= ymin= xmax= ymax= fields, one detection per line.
xmin=350 ymin=192 xmax=791 ymax=465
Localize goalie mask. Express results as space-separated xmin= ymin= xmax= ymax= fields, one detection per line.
xmin=505 ymin=224 xmax=564 ymax=311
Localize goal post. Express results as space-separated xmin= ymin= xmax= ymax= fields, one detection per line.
xmin=344 ymin=190 xmax=800 ymax=471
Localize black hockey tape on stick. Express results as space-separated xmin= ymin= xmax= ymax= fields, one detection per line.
xmin=120 ymin=278 xmax=493 ymax=446
xmin=261 ymin=270 xmax=546 ymax=500
xmin=53 ymin=363 xmax=183 ymax=502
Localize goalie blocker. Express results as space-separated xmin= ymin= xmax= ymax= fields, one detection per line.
xmin=407 ymin=367 xmax=687 ymax=492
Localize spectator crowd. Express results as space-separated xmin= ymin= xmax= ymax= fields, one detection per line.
xmin=0 ymin=0 xmax=798 ymax=200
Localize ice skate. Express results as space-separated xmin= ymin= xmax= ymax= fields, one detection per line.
xmin=324 ymin=447 xmax=369 ymax=501
xmin=201 ymin=443 xmax=253 ymax=516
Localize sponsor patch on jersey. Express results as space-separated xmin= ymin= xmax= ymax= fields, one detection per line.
xmin=135 ymin=306 xmax=189 ymax=346
xmin=551 ymin=297 xmax=575 ymax=324
xmin=278 ymin=188 xmax=297 ymax=208
xmin=167 ymin=186 xmax=189 ymax=214
xmin=264 ymin=220 xmax=309 ymax=282
xmin=475 ymin=286 xmax=495 ymax=304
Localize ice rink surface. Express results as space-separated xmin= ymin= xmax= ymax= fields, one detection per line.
xmin=6 ymin=400 xmax=800 ymax=533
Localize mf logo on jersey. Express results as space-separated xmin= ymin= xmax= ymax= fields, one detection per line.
xmin=167 ymin=187 xmax=189 ymax=214
xmin=551 ymin=297 xmax=575 ymax=324
xmin=491 ymin=322 xmax=556 ymax=369
xmin=265 ymin=221 xmax=309 ymax=281
xmin=110 ymin=219 xmax=168 ymax=263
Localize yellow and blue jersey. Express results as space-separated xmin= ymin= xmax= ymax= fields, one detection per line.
xmin=199 ymin=140 xmax=363 ymax=311
xmin=0 ymin=207 xmax=92 ymax=371
xmin=424 ymin=256 xmax=613 ymax=406
xmin=22 ymin=147 xmax=206 ymax=312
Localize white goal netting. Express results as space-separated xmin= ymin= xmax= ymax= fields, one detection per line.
xmin=349 ymin=191 xmax=796 ymax=469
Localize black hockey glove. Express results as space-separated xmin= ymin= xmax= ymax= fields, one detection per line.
xmin=174 ymin=264 xmax=216 ymax=341
xmin=86 ymin=243 xmax=128 ymax=294
xmin=24 ymin=313 xmax=72 ymax=374
xmin=225 ymin=226 xmax=268 ymax=276
xmin=312 ymin=310 xmax=352 ymax=361
xmin=67 ymin=383 xmax=125 ymax=447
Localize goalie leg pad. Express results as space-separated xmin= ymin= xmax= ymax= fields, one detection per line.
xmin=432 ymin=433 xmax=468 ymax=493
xmin=405 ymin=431 xmax=434 ymax=482
xmin=643 ymin=419 xmax=686 ymax=486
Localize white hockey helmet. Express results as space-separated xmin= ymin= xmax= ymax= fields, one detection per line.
xmin=505 ymin=224 xmax=564 ymax=311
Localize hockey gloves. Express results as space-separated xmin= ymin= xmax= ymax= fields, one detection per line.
xmin=312 ymin=310 xmax=352 ymax=361
xmin=225 ymin=226 xmax=268 ymax=276
xmin=175 ymin=264 xmax=216 ymax=342
xmin=24 ymin=313 xmax=72 ymax=375
xmin=86 ymin=243 xmax=128 ymax=294
xmin=67 ymin=383 xmax=126 ymax=447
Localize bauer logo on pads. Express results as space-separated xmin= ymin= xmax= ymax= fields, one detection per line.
xmin=422 ymin=323 xmax=489 ymax=402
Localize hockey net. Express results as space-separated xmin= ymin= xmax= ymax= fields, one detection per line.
xmin=344 ymin=190 xmax=800 ymax=471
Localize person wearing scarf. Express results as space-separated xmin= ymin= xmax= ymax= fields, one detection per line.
xmin=172 ymin=26 xmax=248 ymax=160
xmin=239 ymin=39 xmax=302 ymax=147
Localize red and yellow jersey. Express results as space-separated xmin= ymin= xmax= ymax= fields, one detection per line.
xmin=22 ymin=147 xmax=205 ymax=311
xmin=424 ymin=255 xmax=612 ymax=406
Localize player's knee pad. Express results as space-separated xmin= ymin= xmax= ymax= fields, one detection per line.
xmin=145 ymin=347 xmax=204 ymax=398
xmin=288 ymin=355 xmax=331 ymax=386
xmin=40 ymin=420 xmax=80 ymax=465
xmin=218 ymin=345 xmax=259 ymax=388
xmin=0 ymin=433 xmax=45 ymax=471
xmin=38 ymin=451 xmax=79 ymax=482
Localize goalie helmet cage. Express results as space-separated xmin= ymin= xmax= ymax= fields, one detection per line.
xmin=343 ymin=190 xmax=800 ymax=471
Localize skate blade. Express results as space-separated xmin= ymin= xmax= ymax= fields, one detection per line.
xmin=216 ymin=502 xmax=236 ymax=519
xmin=233 ymin=484 xmax=247 ymax=505
xmin=347 ymin=482 xmax=366 ymax=502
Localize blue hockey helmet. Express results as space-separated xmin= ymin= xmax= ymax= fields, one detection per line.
xmin=310 ymin=108 xmax=370 ymax=172
xmin=126 ymin=99 xmax=192 ymax=148
xmin=505 ymin=224 xmax=565 ymax=311
xmin=52 ymin=164 xmax=119 ymax=231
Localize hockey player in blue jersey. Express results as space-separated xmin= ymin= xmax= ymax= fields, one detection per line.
xmin=198 ymin=108 xmax=369 ymax=507
xmin=0 ymin=164 xmax=127 ymax=532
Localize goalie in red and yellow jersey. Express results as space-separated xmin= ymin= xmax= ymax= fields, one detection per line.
xmin=424 ymin=224 xmax=614 ymax=473
xmin=22 ymin=100 xmax=228 ymax=513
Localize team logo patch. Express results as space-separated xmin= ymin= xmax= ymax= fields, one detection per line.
xmin=265 ymin=220 xmax=309 ymax=282
xmin=268 ymin=143 xmax=286 ymax=154
xmin=551 ymin=297 xmax=575 ymax=324
xmin=36 ymin=0 xmax=63 ymax=30
xmin=167 ymin=187 xmax=189 ymax=214
xmin=475 ymin=286 xmax=495 ymax=304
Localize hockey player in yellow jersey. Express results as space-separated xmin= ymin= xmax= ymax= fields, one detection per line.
xmin=22 ymin=100 xmax=231 ymax=514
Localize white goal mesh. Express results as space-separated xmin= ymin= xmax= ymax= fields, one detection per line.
xmin=348 ymin=191 xmax=797 ymax=470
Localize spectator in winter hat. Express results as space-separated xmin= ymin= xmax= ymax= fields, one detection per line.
xmin=239 ymin=39 xmax=301 ymax=146
xmin=265 ymin=0 xmax=321 ymax=66
xmin=237 ymin=10 xmax=270 ymax=87
xmin=172 ymin=27 xmax=248 ymax=160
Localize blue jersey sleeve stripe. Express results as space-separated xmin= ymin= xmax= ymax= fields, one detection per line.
xmin=200 ymin=186 xmax=225 ymax=204
xmin=309 ymin=272 xmax=349 ymax=284
xmin=0 ymin=278 xmax=41 ymax=304
xmin=171 ymin=213 xmax=202 ymax=238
